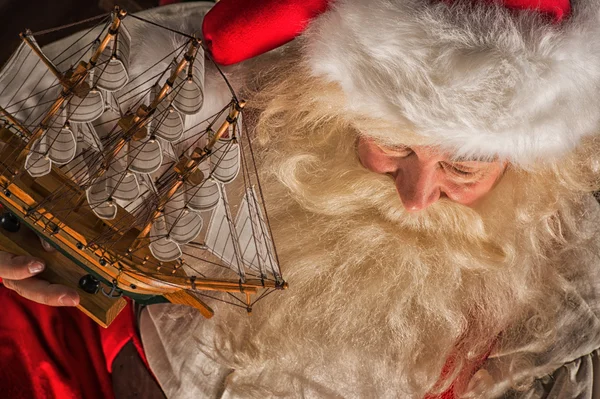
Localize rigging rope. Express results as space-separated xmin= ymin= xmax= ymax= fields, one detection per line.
xmin=29 ymin=13 xmax=111 ymax=37
xmin=126 ymin=14 xmax=196 ymax=40
xmin=0 ymin=6 xmax=285 ymax=311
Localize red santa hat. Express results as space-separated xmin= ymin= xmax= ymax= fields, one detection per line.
xmin=204 ymin=0 xmax=600 ymax=165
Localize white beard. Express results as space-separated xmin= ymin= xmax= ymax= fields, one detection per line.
xmin=191 ymin=122 xmax=584 ymax=397
xmin=164 ymin=59 xmax=598 ymax=397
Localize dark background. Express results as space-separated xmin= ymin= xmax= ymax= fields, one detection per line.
xmin=0 ymin=0 xmax=160 ymax=64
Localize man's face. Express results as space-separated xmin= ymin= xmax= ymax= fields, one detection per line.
xmin=357 ymin=137 xmax=507 ymax=211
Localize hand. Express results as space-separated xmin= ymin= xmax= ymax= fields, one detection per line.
xmin=0 ymin=239 xmax=80 ymax=307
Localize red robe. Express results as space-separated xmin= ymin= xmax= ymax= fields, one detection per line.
xmin=0 ymin=277 xmax=465 ymax=398
xmin=0 ymin=282 xmax=143 ymax=399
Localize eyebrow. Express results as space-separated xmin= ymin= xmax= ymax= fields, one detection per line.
xmin=367 ymin=137 xmax=497 ymax=162
xmin=449 ymin=154 xmax=496 ymax=162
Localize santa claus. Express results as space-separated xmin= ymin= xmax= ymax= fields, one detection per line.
xmin=2 ymin=0 xmax=600 ymax=398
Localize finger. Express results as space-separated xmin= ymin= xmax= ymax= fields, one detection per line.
xmin=0 ymin=251 xmax=45 ymax=280
xmin=39 ymin=237 xmax=56 ymax=253
xmin=2 ymin=278 xmax=80 ymax=307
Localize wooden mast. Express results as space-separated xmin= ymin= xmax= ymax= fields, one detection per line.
xmin=0 ymin=8 xmax=286 ymax=326
xmin=100 ymin=38 xmax=202 ymax=171
xmin=129 ymin=101 xmax=245 ymax=252
xmin=14 ymin=7 xmax=128 ymax=169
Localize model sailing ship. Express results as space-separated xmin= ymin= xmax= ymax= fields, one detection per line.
xmin=0 ymin=6 xmax=286 ymax=327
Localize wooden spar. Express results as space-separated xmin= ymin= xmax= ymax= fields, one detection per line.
xmin=150 ymin=40 xmax=200 ymax=110
xmin=13 ymin=94 xmax=70 ymax=169
xmin=245 ymin=291 xmax=253 ymax=313
xmin=101 ymin=38 xmax=200 ymax=172
xmin=123 ymin=38 xmax=200 ymax=135
xmin=14 ymin=8 xmax=127 ymax=170
xmin=129 ymin=101 xmax=246 ymax=251
xmin=0 ymin=106 xmax=30 ymax=137
xmin=0 ymin=8 xmax=286 ymax=325
xmin=163 ymin=290 xmax=214 ymax=318
xmin=19 ymin=32 xmax=64 ymax=83
xmin=0 ymin=167 xmax=284 ymax=324
xmin=19 ymin=4 xmax=125 ymax=85
xmin=89 ymin=8 xmax=127 ymax=67
xmin=207 ymin=101 xmax=246 ymax=149
xmin=0 ymin=173 xmax=286 ymax=296
xmin=145 ymin=274 xmax=288 ymax=292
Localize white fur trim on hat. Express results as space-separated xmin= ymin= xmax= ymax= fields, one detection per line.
xmin=302 ymin=0 xmax=600 ymax=165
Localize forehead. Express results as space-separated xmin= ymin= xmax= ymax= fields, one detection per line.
xmin=351 ymin=120 xmax=499 ymax=163
xmin=351 ymin=119 xmax=429 ymax=147
xmin=359 ymin=135 xmax=497 ymax=163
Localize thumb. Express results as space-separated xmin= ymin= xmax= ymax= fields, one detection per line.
xmin=39 ymin=237 xmax=56 ymax=253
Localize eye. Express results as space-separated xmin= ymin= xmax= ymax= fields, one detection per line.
xmin=443 ymin=162 xmax=478 ymax=176
xmin=377 ymin=144 xmax=413 ymax=157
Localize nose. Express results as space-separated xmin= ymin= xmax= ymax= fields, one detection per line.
xmin=394 ymin=161 xmax=441 ymax=212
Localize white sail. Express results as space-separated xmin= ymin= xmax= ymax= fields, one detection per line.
xmin=86 ymin=158 xmax=140 ymax=219
xmin=159 ymin=138 xmax=178 ymax=162
xmin=128 ymin=136 xmax=163 ymax=174
xmin=92 ymin=104 xmax=120 ymax=140
xmin=149 ymin=214 xmax=182 ymax=262
xmin=68 ymin=75 xmax=104 ymax=122
xmin=205 ymin=185 xmax=245 ymax=277
xmin=235 ymin=187 xmax=280 ymax=278
xmin=185 ymin=161 xmax=220 ymax=211
xmin=210 ymin=138 xmax=240 ymax=183
xmin=0 ymin=39 xmax=61 ymax=130
xmin=86 ymin=176 xmax=118 ymax=220
xmin=62 ymin=122 xmax=102 ymax=183
xmin=24 ymin=139 xmax=51 ymax=177
xmin=205 ymin=186 xmax=280 ymax=278
xmin=164 ymin=193 xmax=203 ymax=245
xmin=171 ymin=48 xmax=204 ymax=115
xmin=46 ymin=124 xmax=77 ymax=165
xmin=93 ymin=26 xmax=131 ymax=92
xmin=205 ymin=193 xmax=237 ymax=270
xmin=152 ymin=84 xmax=184 ymax=142
xmin=107 ymin=159 xmax=139 ymax=201
xmin=23 ymin=109 xmax=75 ymax=177
xmin=102 ymin=89 xmax=120 ymax=114
xmin=124 ymin=173 xmax=156 ymax=215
